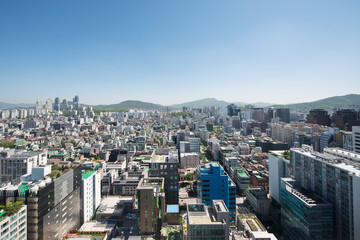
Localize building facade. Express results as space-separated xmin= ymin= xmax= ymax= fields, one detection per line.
xmin=281 ymin=178 xmax=334 ymax=240
xmin=197 ymin=162 xmax=236 ymax=222
xmin=290 ymin=148 xmax=360 ymax=240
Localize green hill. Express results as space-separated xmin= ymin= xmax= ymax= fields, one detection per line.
xmin=92 ymin=100 xmax=167 ymax=111
xmin=169 ymin=98 xmax=230 ymax=109
xmin=272 ymin=94 xmax=360 ymax=113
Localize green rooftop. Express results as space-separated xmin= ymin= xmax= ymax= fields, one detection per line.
xmin=82 ymin=170 xmax=95 ymax=179
xmin=238 ymin=171 xmax=249 ymax=178
xmin=0 ymin=210 xmax=6 ymax=222
xmin=18 ymin=183 xmax=30 ymax=197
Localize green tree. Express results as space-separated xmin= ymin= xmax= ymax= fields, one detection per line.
xmin=0 ymin=141 xmax=15 ymax=149
xmin=185 ymin=172 xmax=193 ymax=181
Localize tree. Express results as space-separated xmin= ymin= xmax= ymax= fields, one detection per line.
xmin=0 ymin=141 xmax=15 ymax=149
xmin=186 ymin=172 xmax=193 ymax=181
xmin=0 ymin=201 xmax=24 ymax=216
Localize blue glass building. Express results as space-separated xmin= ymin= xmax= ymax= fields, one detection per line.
xmin=197 ymin=162 xmax=236 ymax=221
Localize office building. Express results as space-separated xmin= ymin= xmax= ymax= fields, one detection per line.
xmin=197 ymin=162 xmax=236 ymax=221
xmin=0 ymin=151 xmax=47 ymax=184
xmin=54 ymin=97 xmax=60 ymax=111
xmin=276 ymin=108 xmax=290 ymax=123
xmin=306 ymin=109 xmax=331 ymax=126
xmin=189 ymin=137 xmax=200 ymax=153
xmin=73 ymin=95 xmax=79 ymax=110
xmin=148 ymin=148 xmax=179 ymax=204
xmin=332 ymin=109 xmax=360 ymax=131
xmin=290 ymin=147 xmax=360 ymax=240
xmin=187 ymin=201 xmax=229 ymax=240
xmin=0 ymin=164 xmax=82 ymax=240
xmin=227 ymin=104 xmax=241 ymax=117
xmin=137 ymin=178 xmax=165 ymax=235
xmin=281 ymin=178 xmax=334 ymax=240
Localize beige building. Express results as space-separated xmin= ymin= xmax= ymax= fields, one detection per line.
xmin=137 ymin=178 xmax=165 ymax=235
xmin=180 ymin=152 xmax=200 ymax=169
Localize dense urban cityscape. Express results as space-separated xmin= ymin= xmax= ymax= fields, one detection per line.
xmin=0 ymin=95 xmax=359 ymax=240
xmin=1 ymin=1 xmax=360 ymax=239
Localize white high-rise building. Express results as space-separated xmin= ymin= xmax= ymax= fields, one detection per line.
xmin=81 ymin=170 xmax=101 ymax=223
xmin=352 ymin=126 xmax=360 ymax=153
xmin=268 ymin=151 xmax=291 ymax=204
xmin=35 ymin=100 xmax=43 ymax=111
xmin=45 ymin=98 xmax=53 ymax=112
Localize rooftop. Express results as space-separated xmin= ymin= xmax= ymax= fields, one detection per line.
xmin=82 ymin=170 xmax=96 ymax=179
xmin=167 ymin=204 xmax=179 ymax=213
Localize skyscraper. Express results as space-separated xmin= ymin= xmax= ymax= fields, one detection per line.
xmin=73 ymin=95 xmax=79 ymax=110
xmin=54 ymin=97 xmax=60 ymax=111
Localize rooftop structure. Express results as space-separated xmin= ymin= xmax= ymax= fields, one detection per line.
xmin=187 ymin=202 xmax=229 ymax=240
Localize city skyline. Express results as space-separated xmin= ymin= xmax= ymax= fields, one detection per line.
xmin=1 ymin=0 xmax=360 ymax=105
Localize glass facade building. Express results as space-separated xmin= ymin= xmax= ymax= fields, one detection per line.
xmin=281 ymin=178 xmax=334 ymax=240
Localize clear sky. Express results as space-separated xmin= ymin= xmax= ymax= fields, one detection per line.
xmin=1 ymin=0 xmax=359 ymax=106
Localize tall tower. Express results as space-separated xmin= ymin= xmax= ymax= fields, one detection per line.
xmin=54 ymin=97 xmax=60 ymax=111
xmin=73 ymin=95 xmax=79 ymax=110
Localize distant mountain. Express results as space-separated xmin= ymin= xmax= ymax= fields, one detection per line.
xmin=272 ymin=94 xmax=360 ymax=113
xmin=232 ymin=102 xmax=274 ymax=107
xmin=0 ymin=102 xmax=34 ymax=109
xmin=169 ymin=98 xmax=230 ymax=109
xmin=92 ymin=100 xmax=167 ymax=111
xmin=170 ymin=98 xmax=274 ymax=109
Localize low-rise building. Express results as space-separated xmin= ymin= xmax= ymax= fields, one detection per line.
xmin=187 ymin=201 xmax=229 ymax=240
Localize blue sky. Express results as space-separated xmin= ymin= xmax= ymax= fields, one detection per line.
xmin=1 ymin=0 xmax=359 ymax=105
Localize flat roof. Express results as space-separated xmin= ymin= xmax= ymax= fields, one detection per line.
xmin=82 ymin=170 xmax=95 ymax=179
xmin=167 ymin=205 xmax=179 ymax=213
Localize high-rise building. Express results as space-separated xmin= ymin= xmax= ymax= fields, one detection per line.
xmin=276 ymin=108 xmax=290 ymax=123
xmin=54 ymin=97 xmax=60 ymax=111
xmin=290 ymin=147 xmax=360 ymax=240
xmin=306 ymin=109 xmax=331 ymax=126
xmin=35 ymin=100 xmax=43 ymax=113
xmin=332 ymin=109 xmax=360 ymax=131
xmin=148 ymin=148 xmax=179 ymax=204
xmin=60 ymin=99 xmax=69 ymax=111
xmin=352 ymin=126 xmax=360 ymax=153
xmin=281 ymin=178 xmax=334 ymax=240
xmin=73 ymin=95 xmax=79 ymax=110
xmin=227 ymin=104 xmax=241 ymax=117
xmin=137 ymin=178 xmax=165 ymax=235
xmin=45 ymin=99 xmax=53 ymax=112
xmin=197 ymin=162 xmax=236 ymax=222
xmin=81 ymin=170 xmax=101 ymax=223
xmin=269 ymin=151 xmax=291 ymax=204
xmin=189 ymin=137 xmax=200 ymax=153
xmin=0 ymin=165 xmax=82 ymax=240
